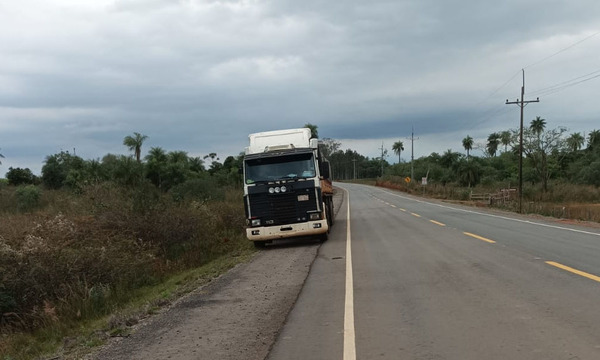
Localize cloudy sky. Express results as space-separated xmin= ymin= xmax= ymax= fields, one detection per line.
xmin=1 ymin=0 xmax=600 ymax=175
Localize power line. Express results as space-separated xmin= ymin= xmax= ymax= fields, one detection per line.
xmin=528 ymin=68 xmax=600 ymax=97
xmin=523 ymin=30 xmax=600 ymax=69
xmin=473 ymin=30 xmax=600 ymax=128
xmin=475 ymin=70 xmax=522 ymax=107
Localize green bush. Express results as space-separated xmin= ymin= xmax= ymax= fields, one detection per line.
xmin=15 ymin=185 xmax=41 ymax=212
xmin=170 ymin=178 xmax=225 ymax=203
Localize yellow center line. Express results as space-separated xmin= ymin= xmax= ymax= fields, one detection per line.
xmin=546 ymin=261 xmax=600 ymax=283
xmin=430 ymin=220 xmax=446 ymax=226
xmin=390 ymin=204 xmax=397 ymax=208
xmin=399 ymin=208 xmax=406 ymax=212
xmin=463 ymin=232 xmax=496 ymax=244
xmin=411 ymin=212 xmax=421 ymax=218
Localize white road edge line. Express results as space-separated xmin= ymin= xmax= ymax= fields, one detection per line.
xmin=343 ymin=188 xmax=356 ymax=360
xmin=379 ymin=188 xmax=600 ymax=237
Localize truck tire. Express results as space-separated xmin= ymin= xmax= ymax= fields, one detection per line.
xmin=253 ymin=241 xmax=267 ymax=249
xmin=325 ymin=197 xmax=334 ymax=227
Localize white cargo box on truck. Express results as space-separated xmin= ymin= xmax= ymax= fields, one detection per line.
xmin=246 ymin=128 xmax=314 ymax=155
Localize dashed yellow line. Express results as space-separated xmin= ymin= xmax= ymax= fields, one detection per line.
xmin=463 ymin=232 xmax=496 ymax=244
xmin=390 ymin=204 xmax=397 ymax=208
xmin=399 ymin=208 xmax=406 ymax=212
xmin=430 ymin=220 xmax=446 ymax=227
xmin=411 ymin=212 xmax=421 ymax=218
xmin=546 ymin=261 xmax=600 ymax=283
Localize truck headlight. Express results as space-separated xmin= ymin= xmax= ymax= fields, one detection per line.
xmin=251 ymin=219 xmax=261 ymax=227
xmin=309 ymin=213 xmax=321 ymax=220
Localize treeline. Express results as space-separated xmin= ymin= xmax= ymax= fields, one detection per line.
xmin=327 ymin=119 xmax=600 ymax=191
xmin=4 ymin=149 xmax=242 ymax=194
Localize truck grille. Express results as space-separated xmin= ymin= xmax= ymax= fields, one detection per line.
xmin=249 ymin=191 xmax=318 ymax=225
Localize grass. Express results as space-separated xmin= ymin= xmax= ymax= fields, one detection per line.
xmin=1 ymin=250 xmax=254 ymax=360
xmin=0 ymin=182 xmax=255 ymax=360
xmin=375 ymin=176 xmax=600 ymax=223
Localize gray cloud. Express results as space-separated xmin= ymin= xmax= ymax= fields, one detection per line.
xmin=1 ymin=0 xmax=600 ymax=174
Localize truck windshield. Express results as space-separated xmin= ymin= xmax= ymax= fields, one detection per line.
xmin=245 ymin=153 xmax=316 ymax=184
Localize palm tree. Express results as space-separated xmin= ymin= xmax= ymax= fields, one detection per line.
xmin=123 ymin=132 xmax=148 ymax=162
xmin=588 ymin=130 xmax=600 ymax=151
xmin=392 ymin=141 xmax=404 ymax=163
xmin=566 ymin=132 xmax=585 ymax=152
xmin=189 ymin=157 xmax=205 ymax=173
xmin=304 ymin=123 xmax=319 ymax=139
xmin=168 ymin=151 xmax=189 ymax=164
xmin=530 ymin=116 xmax=546 ymax=147
xmin=500 ymin=131 xmax=512 ymax=153
xmin=462 ymin=136 xmax=473 ymax=160
xmin=486 ymin=132 xmax=500 ymax=157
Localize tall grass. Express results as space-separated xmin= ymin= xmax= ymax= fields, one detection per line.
xmin=377 ymin=176 xmax=600 ymax=222
xmin=0 ymin=182 xmax=251 ymax=358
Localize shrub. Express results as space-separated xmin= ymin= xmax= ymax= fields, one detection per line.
xmin=15 ymin=185 xmax=41 ymax=212
xmin=170 ymin=178 xmax=225 ymax=203
xmin=0 ymin=183 xmax=248 ymax=334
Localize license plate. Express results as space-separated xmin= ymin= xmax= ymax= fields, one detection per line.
xmin=297 ymin=194 xmax=309 ymax=201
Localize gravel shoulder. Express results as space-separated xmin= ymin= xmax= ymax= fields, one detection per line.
xmin=91 ymin=189 xmax=344 ymax=360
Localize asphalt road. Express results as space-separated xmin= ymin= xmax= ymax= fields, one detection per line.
xmin=268 ymin=183 xmax=600 ymax=360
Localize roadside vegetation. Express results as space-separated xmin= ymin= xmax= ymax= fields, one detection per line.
xmin=0 ymin=135 xmax=253 ymax=359
xmin=1 ymin=120 xmax=599 ymax=358
xmin=328 ymin=119 xmax=600 ymax=222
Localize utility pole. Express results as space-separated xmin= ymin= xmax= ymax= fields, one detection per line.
xmin=352 ymin=159 xmax=357 ymax=180
xmin=506 ymin=69 xmax=539 ymax=214
xmin=407 ymin=126 xmax=419 ymax=181
xmin=379 ymin=142 xmax=385 ymax=177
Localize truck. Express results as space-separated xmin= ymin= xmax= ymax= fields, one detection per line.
xmin=243 ymin=128 xmax=334 ymax=248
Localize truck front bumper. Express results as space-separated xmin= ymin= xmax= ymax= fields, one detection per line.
xmin=246 ymin=220 xmax=329 ymax=241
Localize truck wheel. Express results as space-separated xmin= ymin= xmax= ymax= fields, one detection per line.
xmin=325 ymin=197 xmax=334 ymax=226
xmin=328 ymin=198 xmax=334 ymax=226
xmin=253 ymin=241 xmax=267 ymax=249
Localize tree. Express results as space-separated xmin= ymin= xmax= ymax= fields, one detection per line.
xmin=392 ymin=141 xmax=404 ymax=163
xmin=203 ymin=153 xmax=219 ymax=165
xmin=304 ymin=123 xmax=318 ymax=139
xmin=6 ymin=167 xmax=36 ymax=186
xmin=500 ymin=131 xmax=512 ymax=153
xmin=319 ymin=138 xmax=340 ymax=159
xmin=566 ymin=132 xmax=585 ymax=152
xmin=486 ymin=133 xmax=500 ymax=157
xmin=588 ymin=130 xmax=600 ymax=151
xmin=189 ymin=157 xmax=205 ymax=173
xmin=530 ymin=116 xmax=546 ymax=147
xmin=522 ymin=126 xmax=567 ymax=192
xmin=123 ymin=132 xmax=148 ymax=162
xmin=42 ymin=151 xmax=85 ymax=189
xmin=440 ymin=149 xmax=461 ymax=169
xmin=462 ymin=136 xmax=473 ymax=159
xmin=145 ymin=147 xmax=168 ymax=188
xmin=457 ymin=159 xmax=480 ymax=187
